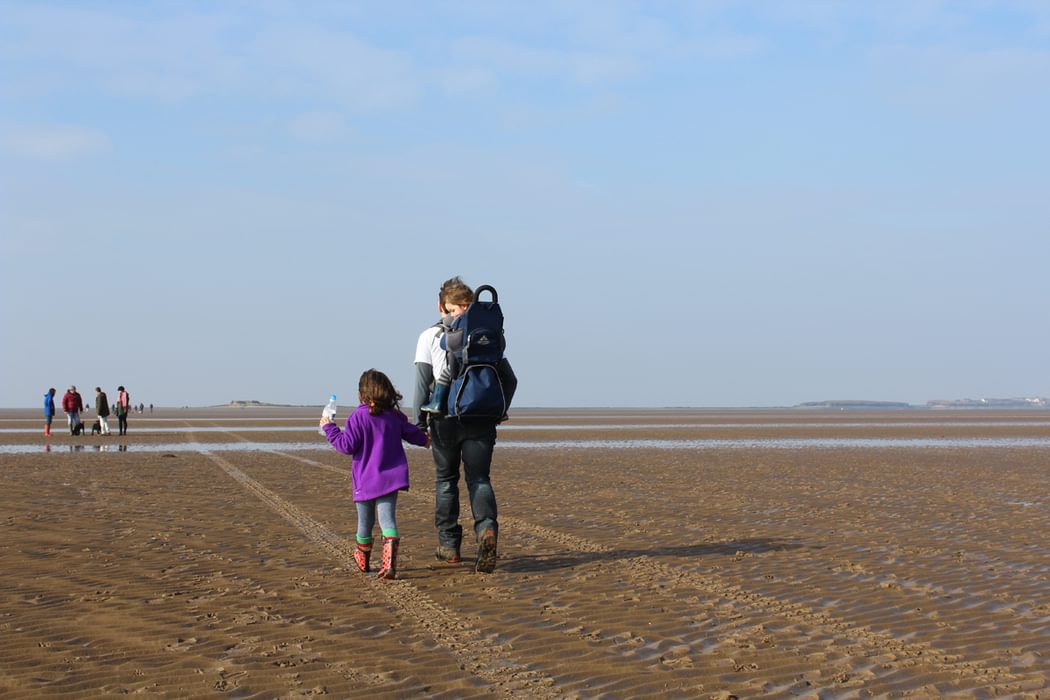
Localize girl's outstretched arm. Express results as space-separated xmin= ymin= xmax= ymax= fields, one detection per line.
xmin=323 ymin=412 xmax=361 ymax=455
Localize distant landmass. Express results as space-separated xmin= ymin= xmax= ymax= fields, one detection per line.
xmin=794 ymin=400 xmax=913 ymax=409
xmin=795 ymin=398 xmax=1048 ymax=410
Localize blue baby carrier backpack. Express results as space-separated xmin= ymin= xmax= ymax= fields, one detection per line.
xmin=442 ymin=285 xmax=508 ymax=419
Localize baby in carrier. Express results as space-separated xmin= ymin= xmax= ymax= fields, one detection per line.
xmin=420 ymin=285 xmax=506 ymax=419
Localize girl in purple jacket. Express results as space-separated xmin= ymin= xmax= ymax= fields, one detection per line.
xmin=321 ymin=369 xmax=430 ymax=579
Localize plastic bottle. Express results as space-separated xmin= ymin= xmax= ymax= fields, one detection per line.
xmin=319 ymin=395 xmax=337 ymax=435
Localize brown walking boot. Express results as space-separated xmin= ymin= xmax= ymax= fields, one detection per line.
xmin=475 ymin=529 xmax=497 ymax=574
xmin=434 ymin=544 xmax=461 ymax=563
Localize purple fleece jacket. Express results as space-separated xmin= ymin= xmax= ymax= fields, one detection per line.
xmin=323 ymin=403 xmax=428 ymax=502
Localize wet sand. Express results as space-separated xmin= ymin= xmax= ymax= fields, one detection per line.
xmin=0 ymin=408 xmax=1047 ymax=697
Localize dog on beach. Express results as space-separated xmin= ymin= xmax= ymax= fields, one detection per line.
xmin=90 ymin=420 xmax=102 ymax=435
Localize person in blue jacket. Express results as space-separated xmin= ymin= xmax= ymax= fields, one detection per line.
xmin=43 ymin=388 xmax=56 ymax=436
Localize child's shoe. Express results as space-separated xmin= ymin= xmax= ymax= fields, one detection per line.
xmin=420 ymin=383 xmax=449 ymax=415
xmin=353 ymin=542 xmax=372 ymax=573
xmin=376 ymin=537 xmax=400 ymax=580
xmin=475 ymin=529 xmax=497 ymax=574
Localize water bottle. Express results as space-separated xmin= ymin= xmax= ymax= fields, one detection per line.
xmin=319 ymin=394 xmax=337 ymax=435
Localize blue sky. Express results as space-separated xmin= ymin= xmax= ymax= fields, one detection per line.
xmin=2 ymin=1 xmax=1048 ymax=408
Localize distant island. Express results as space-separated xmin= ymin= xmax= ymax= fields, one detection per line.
xmin=794 ymin=400 xmax=913 ymax=410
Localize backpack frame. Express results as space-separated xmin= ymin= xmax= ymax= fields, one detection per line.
xmin=442 ymin=285 xmax=507 ymax=419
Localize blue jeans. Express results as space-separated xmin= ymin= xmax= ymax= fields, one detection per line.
xmin=430 ymin=417 xmax=498 ymax=547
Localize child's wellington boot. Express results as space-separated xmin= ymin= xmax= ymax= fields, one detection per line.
xmin=353 ymin=542 xmax=372 ymax=573
xmin=376 ymin=537 xmax=400 ymax=580
xmin=420 ymin=383 xmax=449 ymax=415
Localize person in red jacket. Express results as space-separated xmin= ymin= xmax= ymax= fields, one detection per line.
xmin=61 ymin=386 xmax=84 ymax=435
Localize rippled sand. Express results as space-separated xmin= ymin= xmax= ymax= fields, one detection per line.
xmin=0 ymin=407 xmax=1047 ymax=697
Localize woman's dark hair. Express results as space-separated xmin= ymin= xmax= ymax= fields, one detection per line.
xmin=358 ymin=369 xmax=402 ymax=416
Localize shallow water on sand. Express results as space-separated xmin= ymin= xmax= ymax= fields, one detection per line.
xmin=5 ymin=436 xmax=1050 ymax=455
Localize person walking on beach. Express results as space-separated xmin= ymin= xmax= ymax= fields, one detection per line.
xmin=320 ymin=369 xmax=430 ymax=580
xmin=95 ymin=387 xmax=112 ymax=435
xmin=61 ymin=386 xmax=84 ymax=435
xmin=43 ymin=388 xmax=56 ymax=436
xmin=414 ymin=277 xmax=517 ymax=573
xmin=115 ymin=386 xmax=130 ymax=435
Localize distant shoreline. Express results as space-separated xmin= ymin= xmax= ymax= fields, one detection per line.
xmin=2 ymin=400 xmax=1049 ymax=412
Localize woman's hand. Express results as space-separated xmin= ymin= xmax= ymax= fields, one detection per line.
xmin=319 ymin=416 xmax=334 ymax=428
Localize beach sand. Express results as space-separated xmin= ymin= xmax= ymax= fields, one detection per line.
xmin=0 ymin=408 xmax=1046 ymax=697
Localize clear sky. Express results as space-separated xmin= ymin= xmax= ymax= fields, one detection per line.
xmin=2 ymin=1 xmax=1048 ymax=409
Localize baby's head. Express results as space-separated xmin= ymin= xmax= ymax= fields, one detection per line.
xmin=439 ymin=276 xmax=473 ymax=317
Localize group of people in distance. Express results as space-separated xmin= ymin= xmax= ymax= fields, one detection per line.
xmin=43 ymin=385 xmax=132 ymax=436
xmin=320 ymin=276 xmax=517 ymax=579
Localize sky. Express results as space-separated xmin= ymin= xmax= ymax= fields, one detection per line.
xmin=2 ymin=1 xmax=1048 ymax=409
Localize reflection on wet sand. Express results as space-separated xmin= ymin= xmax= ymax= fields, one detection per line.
xmin=43 ymin=443 xmax=128 ymax=453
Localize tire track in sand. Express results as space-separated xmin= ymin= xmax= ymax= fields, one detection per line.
xmin=274 ymin=450 xmax=1038 ymax=694
xmin=196 ymin=445 xmax=560 ymax=699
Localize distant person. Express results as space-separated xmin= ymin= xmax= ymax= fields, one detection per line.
xmin=61 ymin=386 xmax=84 ymax=435
xmin=43 ymin=388 xmax=56 ymax=436
xmin=115 ymin=386 xmax=130 ymax=435
xmin=320 ymin=369 xmax=430 ymax=580
xmin=414 ymin=277 xmax=517 ymax=573
xmin=149 ymin=403 xmax=153 ymax=413
xmin=138 ymin=402 xmax=144 ymax=414
xmin=94 ymin=387 xmax=112 ymax=435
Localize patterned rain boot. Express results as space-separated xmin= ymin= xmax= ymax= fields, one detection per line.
xmin=353 ymin=542 xmax=372 ymax=573
xmin=376 ymin=537 xmax=400 ymax=580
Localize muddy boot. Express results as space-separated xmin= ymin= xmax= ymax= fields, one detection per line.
xmin=353 ymin=542 xmax=372 ymax=573
xmin=475 ymin=529 xmax=497 ymax=574
xmin=434 ymin=543 xmax=461 ymax=563
xmin=376 ymin=537 xmax=400 ymax=580
xmin=420 ymin=383 xmax=449 ymax=415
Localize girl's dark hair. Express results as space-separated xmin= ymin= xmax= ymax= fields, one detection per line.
xmin=359 ymin=369 xmax=402 ymax=416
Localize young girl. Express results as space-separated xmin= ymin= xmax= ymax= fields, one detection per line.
xmin=321 ymin=369 xmax=430 ymax=579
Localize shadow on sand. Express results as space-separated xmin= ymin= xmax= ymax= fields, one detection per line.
xmin=498 ymin=537 xmax=811 ymax=574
